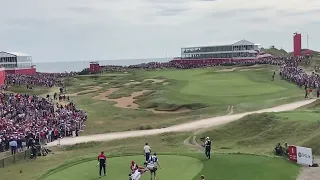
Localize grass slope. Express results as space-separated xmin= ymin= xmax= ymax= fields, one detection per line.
xmin=199 ymin=111 xmax=320 ymax=155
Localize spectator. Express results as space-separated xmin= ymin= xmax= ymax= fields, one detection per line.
xmin=9 ymin=138 xmax=17 ymax=155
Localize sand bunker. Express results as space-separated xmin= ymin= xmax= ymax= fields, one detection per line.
xmin=147 ymin=107 xmax=191 ymax=114
xmin=93 ymin=89 xmax=150 ymax=109
xmin=92 ymin=88 xmax=190 ymax=113
xmin=144 ymin=79 xmax=165 ymax=83
xmin=124 ymin=79 xmax=165 ymax=86
xmin=92 ymin=88 xmax=120 ymax=100
xmin=68 ymin=86 xmax=102 ymax=96
xmin=216 ymin=68 xmax=236 ymax=72
xmin=239 ymin=68 xmax=264 ymax=72
xmin=124 ymin=82 xmax=141 ymax=86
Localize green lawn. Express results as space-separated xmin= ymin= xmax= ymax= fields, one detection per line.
xmin=41 ymin=155 xmax=203 ymax=180
xmin=37 ymin=154 xmax=299 ymax=180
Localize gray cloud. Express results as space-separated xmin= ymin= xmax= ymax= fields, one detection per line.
xmin=0 ymin=0 xmax=319 ymax=63
xmin=67 ymin=6 xmax=96 ymax=13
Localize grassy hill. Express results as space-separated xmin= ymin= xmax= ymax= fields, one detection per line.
xmin=199 ymin=99 xmax=320 ymax=155
xmin=263 ymin=47 xmax=288 ymax=57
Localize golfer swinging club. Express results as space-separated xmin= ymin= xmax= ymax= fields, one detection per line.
xmin=204 ymin=137 xmax=211 ymax=159
xmin=129 ymin=167 xmax=148 ymax=180
xmin=97 ymin=151 xmax=107 ymax=178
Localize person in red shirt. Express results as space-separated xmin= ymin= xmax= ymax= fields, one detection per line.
xmin=97 ymin=151 xmax=107 ymax=178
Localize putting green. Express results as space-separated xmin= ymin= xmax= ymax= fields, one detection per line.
xmin=42 ymin=155 xmax=203 ymax=180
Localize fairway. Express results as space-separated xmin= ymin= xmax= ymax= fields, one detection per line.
xmin=140 ymin=68 xmax=303 ymax=106
xmin=41 ymin=155 xmax=203 ymax=180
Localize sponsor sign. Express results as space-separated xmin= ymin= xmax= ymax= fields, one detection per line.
xmin=288 ymin=145 xmax=297 ymax=162
xmin=296 ymin=146 xmax=313 ymax=166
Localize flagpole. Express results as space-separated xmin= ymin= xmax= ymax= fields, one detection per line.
xmin=307 ymin=34 xmax=309 ymax=50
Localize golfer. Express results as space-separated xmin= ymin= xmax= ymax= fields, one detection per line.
xmin=143 ymin=143 xmax=151 ymax=162
xmin=204 ymin=137 xmax=211 ymax=159
xmin=97 ymin=151 xmax=107 ymax=178
xmin=129 ymin=168 xmax=148 ymax=180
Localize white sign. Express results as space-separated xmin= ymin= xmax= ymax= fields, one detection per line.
xmin=296 ymin=146 xmax=313 ymax=166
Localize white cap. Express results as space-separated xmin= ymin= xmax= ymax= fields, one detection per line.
xmin=206 ymin=137 xmax=209 ymax=139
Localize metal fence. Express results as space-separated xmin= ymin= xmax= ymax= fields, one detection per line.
xmin=0 ymin=149 xmax=32 ymax=168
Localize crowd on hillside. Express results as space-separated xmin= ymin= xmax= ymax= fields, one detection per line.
xmin=0 ymin=92 xmax=87 ymax=153
xmin=5 ymin=72 xmax=76 ymax=87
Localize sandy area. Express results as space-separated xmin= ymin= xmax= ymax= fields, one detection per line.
xmin=124 ymin=82 xmax=141 ymax=86
xmin=67 ymin=86 xmax=102 ymax=96
xmin=144 ymin=79 xmax=165 ymax=83
xmin=163 ymin=82 xmax=169 ymax=85
xmin=92 ymin=88 xmax=190 ymax=113
xmin=216 ymin=68 xmax=236 ymax=72
xmin=92 ymin=88 xmax=119 ymax=100
xmin=124 ymin=79 xmax=165 ymax=86
xmin=47 ymin=99 xmax=316 ymax=147
xmin=239 ymin=68 xmax=264 ymax=72
xmin=92 ymin=88 xmax=150 ymax=109
xmin=112 ymin=90 xmax=150 ymax=109
xmin=147 ymin=107 xmax=191 ymax=114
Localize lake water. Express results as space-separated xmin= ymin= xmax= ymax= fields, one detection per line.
xmin=34 ymin=57 xmax=171 ymax=73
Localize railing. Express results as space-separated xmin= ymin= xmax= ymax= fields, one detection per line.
xmin=0 ymin=149 xmax=32 ymax=168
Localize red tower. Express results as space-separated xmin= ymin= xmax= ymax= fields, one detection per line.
xmin=293 ymin=32 xmax=302 ymax=57
xmin=89 ymin=61 xmax=101 ymax=73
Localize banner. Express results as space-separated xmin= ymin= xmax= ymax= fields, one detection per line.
xmin=288 ymin=145 xmax=297 ymax=162
xmin=296 ymin=146 xmax=313 ymax=166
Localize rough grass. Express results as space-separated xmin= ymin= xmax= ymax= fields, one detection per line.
xmin=199 ymin=112 xmax=320 ymax=155
xmin=8 ymin=86 xmax=53 ymax=96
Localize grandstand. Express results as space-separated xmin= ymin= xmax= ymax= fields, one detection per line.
xmin=171 ymin=40 xmax=272 ymax=64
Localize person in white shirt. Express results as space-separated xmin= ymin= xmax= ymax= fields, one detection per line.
xmin=129 ymin=168 xmax=147 ymax=180
xmin=143 ymin=143 xmax=151 ymax=162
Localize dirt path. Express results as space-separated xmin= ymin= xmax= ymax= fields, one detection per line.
xmin=297 ymin=156 xmax=320 ymax=180
xmin=47 ymin=99 xmax=315 ymax=147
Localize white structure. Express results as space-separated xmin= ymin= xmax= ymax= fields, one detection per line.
xmin=0 ymin=51 xmax=33 ymax=68
xmin=181 ymin=40 xmax=261 ymax=59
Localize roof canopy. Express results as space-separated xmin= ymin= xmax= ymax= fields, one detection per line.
xmin=0 ymin=51 xmax=31 ymax=56
xmin=182 ymin=39 xmax=257 ymax=49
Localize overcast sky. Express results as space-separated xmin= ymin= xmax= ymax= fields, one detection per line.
xmin=0 ymin=0 xmax=319 ymax=62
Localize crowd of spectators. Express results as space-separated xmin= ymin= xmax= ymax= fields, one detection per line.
xmin=0 ymin=91 xmax=87 ymax=154
xmin=5 ymin=72 xmax=76 ymax=87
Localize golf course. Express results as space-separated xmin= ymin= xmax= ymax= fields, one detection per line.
xmin=1 ymin=64 xmax=319 ymax=180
